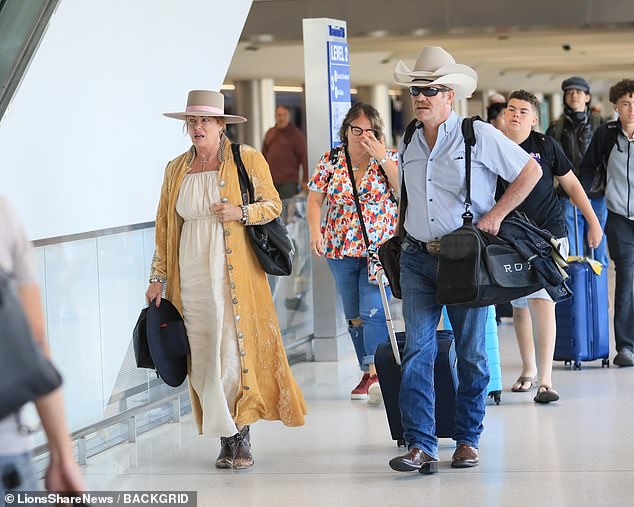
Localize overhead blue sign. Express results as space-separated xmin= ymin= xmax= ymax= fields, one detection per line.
xmin=327 ymin=41 xmax=351 ymax=148
xmin=328 ymin=25 xmax=346 ymax=39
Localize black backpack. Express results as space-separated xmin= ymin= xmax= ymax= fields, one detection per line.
xmin=0 ymin=269 xmax=62 ymax=419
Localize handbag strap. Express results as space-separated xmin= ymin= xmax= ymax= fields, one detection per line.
xmin=231 ymin=143 xmax=253 ymax=206
xmin=344 ymin=147 xmax=374 ymax=255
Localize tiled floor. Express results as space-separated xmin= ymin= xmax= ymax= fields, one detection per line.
xmin=82 ymin=315 xmax=634 ymax=507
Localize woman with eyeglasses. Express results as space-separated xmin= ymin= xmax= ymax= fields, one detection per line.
xmin=307 ymin=102 xmax=399 ymax=405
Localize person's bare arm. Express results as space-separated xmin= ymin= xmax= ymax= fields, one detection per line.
xmin=558 ymin=171 xmax=603 ymax=248
xmin=18 ymin=283 xmax=48 ymax=354
xmin=477 ymin=157 xmax=542 ymax=235
xmin=307 ymin=190 xmax=326 ymax=256
xmin=35 ymin=390 xmax=85 ymax=492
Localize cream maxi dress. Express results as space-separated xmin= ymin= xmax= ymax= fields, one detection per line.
xmin=176 ymin=171 xmax=242 ymax=437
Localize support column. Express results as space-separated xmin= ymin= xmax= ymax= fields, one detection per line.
xmin=550 ymin=92 xmax=563 ymax=122
xmin=233 ymin=79 xmax=275 ymax=147
xmin=303 ymin=18 xmax=350 ymax=361
xmin=356 ymin=84 xmax=393 ymax=147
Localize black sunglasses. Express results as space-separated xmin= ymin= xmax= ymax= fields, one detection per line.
xmin=409 ymin=86 xmax=448 ymax=97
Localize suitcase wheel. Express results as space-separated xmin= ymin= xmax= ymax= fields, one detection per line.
xmin=602 ymin=359 xmax=610 ymax=368
xmin=491 ymin=391 xmax=501 ymax=405
xmin=564 ymin=360 xmax=572 ymax=369
xmin=573 ymin=361 xmax=582 ymax=370
xmin=397 ymin=438 xmax=407 ymax=448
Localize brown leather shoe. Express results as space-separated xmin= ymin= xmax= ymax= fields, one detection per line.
xmin=232 ymin=426 xmax=254 ymax=470
xmin=214 ymin=436 xmax=234 ymax=469
xmin=451 ymin=444 xmax=479 ymax=468
xmin=389 ymin=447 xmax=439 ymax=474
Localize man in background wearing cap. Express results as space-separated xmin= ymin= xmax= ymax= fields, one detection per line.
xmin=547 ymin=77 xmax=607 ymax=264
xmin=388 ymin=46 xmax=542 ymax=474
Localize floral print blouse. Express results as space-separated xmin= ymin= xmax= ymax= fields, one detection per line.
xmin=308 ymin=147 xmax=398 ymax=282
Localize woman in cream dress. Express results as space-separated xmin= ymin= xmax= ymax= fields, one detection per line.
xmin=146 ymin=91 xmax=306 ymax=470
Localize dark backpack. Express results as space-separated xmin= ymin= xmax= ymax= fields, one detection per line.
xmin=0 ymin=269 xmax=62 ymax=419
xmin=550 ymin=112 xmax=603 ymax=144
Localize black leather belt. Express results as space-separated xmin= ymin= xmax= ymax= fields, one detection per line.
xmin=405 ymin=233 xmax=441 ymax=256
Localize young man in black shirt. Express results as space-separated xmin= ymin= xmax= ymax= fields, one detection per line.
xmin=503 ymin=90 xmax=602 ymax=403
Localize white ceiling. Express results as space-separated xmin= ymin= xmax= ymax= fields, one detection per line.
xmin=227 ymin=9 xmax=634 ymax=97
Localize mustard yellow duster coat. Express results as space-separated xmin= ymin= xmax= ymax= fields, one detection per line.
xmin=150 ymin=141 xmax=306 ymax=432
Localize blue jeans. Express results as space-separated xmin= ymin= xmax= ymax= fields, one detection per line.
xmin=399 ymin=237 xmax=489 ymax=458
xmin=327 ymin=257 xmax=390 ymax=371
xmin=0 ymin=451 xmax=38 ymax=495
xmin=561 ymin=196 xmax=608 ymax=265
xmin=605 ymin=211 xmax=634 ymax=353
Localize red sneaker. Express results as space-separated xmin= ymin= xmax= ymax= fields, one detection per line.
xmin=351 ymin=373 xmax=372 ymax=399
xmin=367 ymin=375 xmax=382 ymax=406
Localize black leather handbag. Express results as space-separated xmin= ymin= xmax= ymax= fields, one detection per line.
xmin=377 ymin=169 xmax=407 ymax=299
xmin=0 ymin=269 xmax=62 ymax=419
xmin=231 ymin=143 xmax=294 ymax=276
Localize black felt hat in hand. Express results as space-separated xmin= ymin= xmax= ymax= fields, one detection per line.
xmin=146 ymin=299 xmax=189 ymax=387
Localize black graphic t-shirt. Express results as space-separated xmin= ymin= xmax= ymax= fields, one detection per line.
xmin=501 ymin=131 xmax=572 ymax=238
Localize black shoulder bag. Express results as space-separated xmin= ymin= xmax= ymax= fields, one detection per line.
xmin=231 ymin=143 xmax=295 ymax=276
xmin=436 ymin=118 xmax=546 ymax=307
xmin=0 ymin=269 xmax=62 ymax=419
xmin=377 ymin=119 xmax=420 ymax=299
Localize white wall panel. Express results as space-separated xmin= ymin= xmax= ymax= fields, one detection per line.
xmin=0 ymin=0 xmax=252 ymax=240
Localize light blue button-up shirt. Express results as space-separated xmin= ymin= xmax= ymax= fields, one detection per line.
xmin=398 ymin=111 xmax=531 ymax=242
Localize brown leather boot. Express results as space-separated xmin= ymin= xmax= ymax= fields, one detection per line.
xmin=214 ymin=436 xmax=234 ymax=469
xmin=232 ymin=426 xmax=254 ymax=470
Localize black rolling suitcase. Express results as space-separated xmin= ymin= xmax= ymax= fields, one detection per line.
xmin=374 ymin=269 xmax=459 ymax=447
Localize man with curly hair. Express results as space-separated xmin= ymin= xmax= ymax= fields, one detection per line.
xmin=580 ymin=79 xmax=634 ymax=367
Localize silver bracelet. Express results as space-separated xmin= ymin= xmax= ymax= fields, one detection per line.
xmin=379 ymin=153 xmax=390 ymax=165
xmin=240 ymin=204 xmax=249 ymax=224
xmin=149 ymin=276 xmax=165 ymax=284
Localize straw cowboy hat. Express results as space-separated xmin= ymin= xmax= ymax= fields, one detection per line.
xmin=163 ymin=90 xmax=247 ymax=123
xmin=393 ymin=46 xmax=478 ymax=100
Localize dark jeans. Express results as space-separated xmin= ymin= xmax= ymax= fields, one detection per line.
xmin=605 ymin=211 xmax=634 ymax=352
xmin=399 ymin=237 xmax=489 ymax=457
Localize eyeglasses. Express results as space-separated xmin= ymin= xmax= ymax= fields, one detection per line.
xmin=349 ymin=125 xmax=379 ymax=137
xmin=409 ymin=86 xmax=449 ymax=97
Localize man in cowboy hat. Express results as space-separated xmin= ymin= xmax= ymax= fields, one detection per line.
xmin=388 ymin=46 xmax=542 ymax=474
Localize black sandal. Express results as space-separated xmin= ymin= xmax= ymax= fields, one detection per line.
xmin=534 ymin=385 xmax=559 ymax=403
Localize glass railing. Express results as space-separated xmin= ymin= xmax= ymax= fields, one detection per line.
xmin=0 ymin=0 xmax=60 ymax=121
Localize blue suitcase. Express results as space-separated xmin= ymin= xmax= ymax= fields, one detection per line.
xmin=554 ymin=210 xmax=610 ymax=370
xmin=374 ymin=270 xmax=458 ymax=447
xmin=442 ymin=306 xmax=502 ymax=404
xmin=554 ymin=259 xmax=610 ymax=369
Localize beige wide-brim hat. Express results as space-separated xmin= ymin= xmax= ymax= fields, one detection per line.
xmin=163 ymin=90 xmax=247 ymax=124
xmin=393 ymin=46 xmax=478 ymax=100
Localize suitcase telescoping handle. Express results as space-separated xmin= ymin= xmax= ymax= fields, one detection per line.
xmin=376 ymin=268 xmax=402 ymax=366
xmin=572 ymin=204 xmax=595 ymax=260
